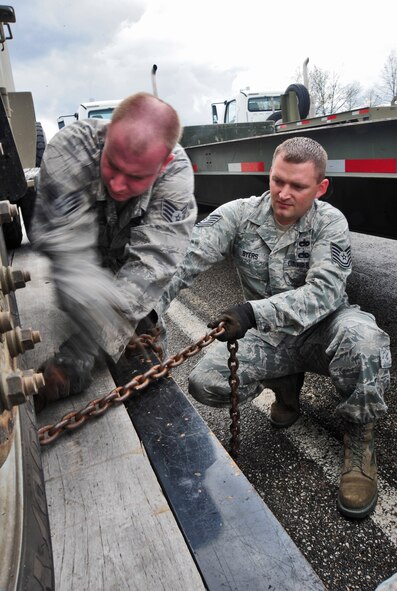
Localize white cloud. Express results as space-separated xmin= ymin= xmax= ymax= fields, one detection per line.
xmin=6 ymin=0 xmax=397 ymax=140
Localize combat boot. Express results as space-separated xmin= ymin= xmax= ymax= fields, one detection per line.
xmin=338 ymin=421 xmax=378 ymax=519
xmin=266 ymin=373 xmax=304 ymax=428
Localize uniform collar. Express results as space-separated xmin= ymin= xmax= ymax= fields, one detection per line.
xmin=252 ymin=191 xmax=317 ymax=251
xmin=249 ymin=191 xmax=318 ymax=230
xmin=105 ymin=188 xmax=152 ymax=228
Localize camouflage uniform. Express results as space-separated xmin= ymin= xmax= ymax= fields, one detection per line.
xmin=31 ymin=119 xmax=196 ymax=362
xmin=159 ymin=192 xmax=391 ymax=424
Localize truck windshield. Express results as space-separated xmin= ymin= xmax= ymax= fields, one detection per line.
xmin=248 ymin=96 xmax=281 ymax=112
xmin=87 ymin=108 xmax=115 ymax=120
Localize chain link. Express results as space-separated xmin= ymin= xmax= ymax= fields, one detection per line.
xmin=227 ymin=340 xmax=240 ymax=458
xmin=38 ymin=323 xmax=241 ymax=455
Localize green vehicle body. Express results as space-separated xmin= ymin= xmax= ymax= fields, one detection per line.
xmin=182 ymin=89 xmax=397 ymax=240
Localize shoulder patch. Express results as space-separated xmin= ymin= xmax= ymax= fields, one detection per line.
xmin=162 ymin=199 xmax=188 ymax=223
xmin=331 ymin=243 xmax=352 ymax=269
xmin=196 ymin=214 xmax=222 ymax=227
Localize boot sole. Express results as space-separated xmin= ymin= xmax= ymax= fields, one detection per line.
xmin=269 ymin=413 xmax=300 ymax=429
xmin=337 ymin=491 xmax=378 ymax=519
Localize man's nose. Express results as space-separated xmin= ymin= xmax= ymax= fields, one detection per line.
xmin=279 ymin=184 xmax=291 ymax=199
xmin=110 ymin=173 xmax=128 ymax=192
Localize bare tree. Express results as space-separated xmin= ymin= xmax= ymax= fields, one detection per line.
xmin=362 ymin=87 xmax=384 ymax=107
xmin=381 ymin=50 xmax=397 ymax=102
xmin=308 ymin=65 xmax=363 ymax=115
xmin=343 ymin=81 xmax=362 ymax=110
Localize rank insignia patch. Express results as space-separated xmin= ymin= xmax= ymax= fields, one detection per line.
xmin=196 ymin=214 xmax=222 ymax=227
xmin=162 ymin=199 xmax=188 ymax=223
xmin=331 ymin=243 xmax=352 ymax=269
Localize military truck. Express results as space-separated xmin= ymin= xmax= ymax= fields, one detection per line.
xmin=0 ymin=5 xmax=46 ymax=249
xmin=181 ymin=83 xmax=397 ymax=240
xmin=0 ymin=5 xmax=54 ymax=589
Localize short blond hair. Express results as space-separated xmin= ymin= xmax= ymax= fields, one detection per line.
xmin=110 ymin=92 xmax=181 ymax=152
xmin=273 ymin=137 xmax=328 ymax=182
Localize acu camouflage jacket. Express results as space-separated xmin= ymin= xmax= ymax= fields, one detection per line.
xmin=31 ymin=119 xmax=196 ymax=359
xmin=159 ymin=192 xmax=353 ymax=346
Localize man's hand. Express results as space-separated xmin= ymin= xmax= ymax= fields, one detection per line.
xmin=34 ymin=352 xmax=94 ymax=413
xmin=34 ymin=359 xmax=70 ymax=413
xmin=135 ymin=310 xmax=158 ymax=336
xmin=207 ymin=302 xmax=256 ymax=342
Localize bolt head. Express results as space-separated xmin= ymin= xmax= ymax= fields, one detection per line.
xmin=11 ymin=269 xmax=28 ymax=290
xmin=20 ymin=328 xmax=36 ymax=351
xmin=6 ymin=373 xmax=26 ymax=405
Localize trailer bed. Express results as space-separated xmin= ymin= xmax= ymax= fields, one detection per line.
xmin=13 ymin=242 xmax=325 ymax=590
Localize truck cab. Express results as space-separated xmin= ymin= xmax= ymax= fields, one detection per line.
xmin=57 ymin=99 xmax=121 ymax=129
xmin=213 ymin=90 xmax=282 ymax=124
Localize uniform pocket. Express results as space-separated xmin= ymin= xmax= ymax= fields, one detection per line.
xmin=234 ymin=232 xmax=270 ymax=280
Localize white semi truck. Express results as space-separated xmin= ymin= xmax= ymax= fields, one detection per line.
xmin=211 ymin=89 xmax=283 ymax=124
xmin=57 ymin=99 xmax=121 ymax=129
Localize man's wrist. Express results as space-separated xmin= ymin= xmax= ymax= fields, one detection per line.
xmin=236 ymin=302 xmax=257 ymax=329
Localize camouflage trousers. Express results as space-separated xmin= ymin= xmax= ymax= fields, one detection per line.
xmin=189 ymin=306 xmax=391 ymax=424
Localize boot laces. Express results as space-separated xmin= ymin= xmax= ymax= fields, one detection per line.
xmin=348 ymin=425 xmax=365 ymax=470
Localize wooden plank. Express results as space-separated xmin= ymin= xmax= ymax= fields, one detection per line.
xmin=13 ymin=244 xmax=205 ymax=591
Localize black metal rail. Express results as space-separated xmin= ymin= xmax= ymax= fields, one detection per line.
xmin=111 ymin=353 xmax=326 ymax=591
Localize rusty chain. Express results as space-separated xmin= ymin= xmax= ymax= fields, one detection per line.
xmin=38 ymin=323 xmax=241 ymax=456
xmin=227 ymin=340 xmax=240 ymax=458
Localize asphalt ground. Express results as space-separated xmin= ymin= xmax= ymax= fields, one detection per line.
xmin=162 ymin=232 xmax=397 ymax=591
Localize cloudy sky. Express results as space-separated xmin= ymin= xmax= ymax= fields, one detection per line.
xmin=6 ymin=0 xmax=397 ymax=141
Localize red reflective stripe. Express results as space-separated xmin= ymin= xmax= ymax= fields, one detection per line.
xmin=241 ymin=162 xmax=265 ymax=172
xmin=192 ymin=163 xmax=198 ymax=172
xmin=327 ymin=114 xmax=337 ymax=120
xmin=301 ymin=119 xmax=311 ymax=125
xmin=345 ymin=159 xmax=397 ymax=173
xmin=358 ymin=108 xmax=370 ymax=115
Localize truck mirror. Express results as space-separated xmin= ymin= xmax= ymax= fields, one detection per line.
xmin=211 ymin=104 xmax=218 ymax=124
xmin=0 ymin=6 xmax=16 ymax=24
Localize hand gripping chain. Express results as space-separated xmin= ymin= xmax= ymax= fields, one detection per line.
xmin=38 ymin=324 xmax=241 ymax=456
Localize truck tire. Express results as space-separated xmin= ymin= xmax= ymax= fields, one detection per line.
xmin=35 ymin=122 xmax=47 ymax=167
xmin=285 ymin=83 xmax=310 ymax=119
xmin=2 ymin=208 xmax=23 ymax=249
xmin=0 ymin=222 xmax=54 ymax=590
xmin=16 ymin=397 xmax=55 ymax=591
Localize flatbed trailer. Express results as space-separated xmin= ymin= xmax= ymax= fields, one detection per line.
xmin=182 ymin=104 xmax=397 ymax=240
xmin=12 ymin=242 xmax=326 ymax=590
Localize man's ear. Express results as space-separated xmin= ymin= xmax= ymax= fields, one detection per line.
xmin=316 ymin=178 xmax=329 ymax=199
xmin=160 ymin=153 xmax=174 ymax=172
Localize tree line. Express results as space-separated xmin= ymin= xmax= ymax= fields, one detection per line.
xmin=298 ymin=51 xmax=397 ymax=115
